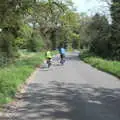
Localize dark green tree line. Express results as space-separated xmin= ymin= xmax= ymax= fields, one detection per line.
xmin=110 ymin=0 xmax=120 ymax=59
xmin=79 ymin=0 xmax=120 ymax=60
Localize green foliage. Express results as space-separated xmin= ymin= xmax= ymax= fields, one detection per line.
xmin=57 ymin=11 xmax=81 ymax=49
xmin=79 ymin=14 xmax=112 ymax=58
xmin=15 ymin=37 xmax=26 ymax=48
xmin=0 ymin=0 xmax=23 ymax=57
xmin=0 ymin=52 xmax=44 ymax=104
xmin=88 ymin=14 xmax=110 ymax=57
xmin=0 ymin=0 xmax=81 ymax=57
xmin=110 ymin=0 xmax=120 ymax=60
xmin=0 ymin=50 xmax=57 ymax=104
xmin=0 ymin=31 xmax=18 ymax=58
xmin=27 ymin=32 xmax=45 ymax=52
xmin=80 ymin=52 xmax=120 ymax=78
xmin=79 ymin=0 xmax=120 ymax=60
xmin=71 ymin=32 xmax=80 ymax=49
xmin=79 ymin=14 xmax=92 ymax=49
xmin=15 ymin=24 xmax=33 ymax=48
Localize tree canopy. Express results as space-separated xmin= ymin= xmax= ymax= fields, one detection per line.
xmin=0 ymin=0 xmax=120 ymax=60
xmin=0 ymin=0 xmax=81 ymax=57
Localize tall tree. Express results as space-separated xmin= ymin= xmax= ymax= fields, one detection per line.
xmin=110 ymin=0 xmax=120 ymax=59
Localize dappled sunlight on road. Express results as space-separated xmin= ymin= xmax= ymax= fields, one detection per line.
xmin=1 ymin=81 xmax=120 ymax=120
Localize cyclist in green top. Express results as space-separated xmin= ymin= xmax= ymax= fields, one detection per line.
xmin=45 ymin=50 xmax=52 ymax=68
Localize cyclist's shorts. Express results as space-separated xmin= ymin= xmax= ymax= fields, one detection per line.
xmin=60 ymin=54 xmax=65 ymax=59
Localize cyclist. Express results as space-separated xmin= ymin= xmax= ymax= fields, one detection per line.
xmin=58 ymin=45 xmax=66 ymax=65
xmin=45 ymin=50 xmax=52 ymax=68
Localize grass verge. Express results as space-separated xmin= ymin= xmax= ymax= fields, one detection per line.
xmin=0 ymin=51 xmax=57 ymax=104
xmin=80 ymin=51 xmax=120 ymax=78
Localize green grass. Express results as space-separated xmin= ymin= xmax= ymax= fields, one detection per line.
xmin=0 ymin=51 xmax=57 ymax=104
xmin=80 ymin=52 xmax=120 ymax=78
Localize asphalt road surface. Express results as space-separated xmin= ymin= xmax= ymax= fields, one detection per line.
xmin=0 ymin=51 xmax=120 ymax=120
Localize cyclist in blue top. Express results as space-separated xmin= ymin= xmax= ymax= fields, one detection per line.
xmin=58 ymin=45 xmax=66 ymax=64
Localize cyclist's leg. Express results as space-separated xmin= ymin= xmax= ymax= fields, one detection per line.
xmin=62 ymin=54 xmax=66 ymax=64
xmin=60 ymin=54 xmax=63 ymax=61
xmin=46 ymin=58 xmax=49 ymax=65
xmin=60 ymin=54 xmax=64 ymax=64
xmin=63 ymin=54 xmax=65 ymax=62
xmin=47 ymin=58 xmax=51 ymax=68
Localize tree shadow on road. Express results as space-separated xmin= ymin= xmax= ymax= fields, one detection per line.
xmin=1 ymin=81 xmax=120 ymax=120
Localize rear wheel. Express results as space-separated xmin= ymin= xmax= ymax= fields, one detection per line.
xmin=60 ymin=57 xmax=65 ymax=65
xmin=47 ymin=58 xmax=51 ymax=68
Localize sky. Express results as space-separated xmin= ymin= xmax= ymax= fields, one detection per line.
xmin=73 ymin=0 xmax=109 ymax=16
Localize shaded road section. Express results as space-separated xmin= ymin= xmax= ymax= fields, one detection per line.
xmin=0 ymin=52 xmax=120 ymax=120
